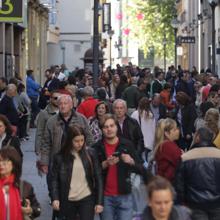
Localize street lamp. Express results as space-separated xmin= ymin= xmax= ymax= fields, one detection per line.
xmin=171 ymin=17 xmax=181 ymax=69
xmin=108 ymin=29 xmax=114 ymax=69
xmin=208 ymin=0 xmax=218 ymax=74
xmin=163 ymin=33 xmax=167 ymax=72
xmin=93 ymin=0 xmax=99 ymax=90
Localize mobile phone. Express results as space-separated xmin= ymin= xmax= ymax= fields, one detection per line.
xmin=112 ymin=151 xmax=120 ymax=157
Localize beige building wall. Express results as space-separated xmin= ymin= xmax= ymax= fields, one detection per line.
xmin=177 ymin=0 xmax=220 ymax=76
xmin=27 ymin=0 xmax=49 ymax=84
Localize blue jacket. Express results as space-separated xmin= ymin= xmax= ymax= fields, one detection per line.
xmin=26 ymin=76 xmax=41 ymax=98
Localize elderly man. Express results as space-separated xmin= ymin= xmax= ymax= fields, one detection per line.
xmin=0 ymin=84 xmax=19 ymax=128
xmin=77 ymin=86 xmax=99 ymax=118
xmin=113 ymin=99 xmax=144 ymax=157
xmin=150 ymin=93 xmax=167 ymax=122
xmin=40 ymin=94 xmax=94 ymax=173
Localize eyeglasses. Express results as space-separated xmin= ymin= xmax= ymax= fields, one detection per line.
xmin=52 ymin=97 xmax=59 ymax=100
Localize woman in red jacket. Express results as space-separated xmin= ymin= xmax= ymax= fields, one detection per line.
xmin=154 ymin=118 xmax=182 ymax=182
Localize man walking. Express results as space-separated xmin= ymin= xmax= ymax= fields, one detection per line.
xmin=113 ymin=99 xmax=144 ymax=156
xmin=35 ymin=90 xmax=60 ymax=155
xmin=175 ymin=127 xmax=220 ymax=220
xmin=26 ymin=69 xmax=41 ymax=127
xmin=40 ymin=93 xmax=94 ymax=173
xmin=93 ymin=114 xmax=144 ymax=220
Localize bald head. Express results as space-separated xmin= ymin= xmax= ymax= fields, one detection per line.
xmin=58 ymin=94 xmax=73 ymax=116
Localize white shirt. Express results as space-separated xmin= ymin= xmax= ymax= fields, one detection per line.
xmin=57 ymin=72 xmax=66 ymax=81
xmin=131 ymin=110 xmax=156 ymax=150
xmin=0 ymin=133 xmax=6 ymax=149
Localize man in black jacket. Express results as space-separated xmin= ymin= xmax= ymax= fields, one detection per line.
xmin=113 ymin=99 xmax=144 ymax=157
xmin=0 ymin=84 xmax=19 ymax=127
xmin=92 ymin=114 xmax=145 ymax=220
xmin=175 ymin=127 xmax=220 ymax=220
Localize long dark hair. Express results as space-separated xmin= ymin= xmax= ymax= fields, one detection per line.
xmin=0 ymin=147 xmax=22 ymax=186
xmin=138 ymin=97 xmax=152 ymax=118
xmin=60 ymin=125 xmax=86 ymax=156
xmin=0 ymin=114 xmax=13 ymax=136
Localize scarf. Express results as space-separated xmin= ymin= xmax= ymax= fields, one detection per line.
xmin=0 ymin=174 xmax=23 ymax=220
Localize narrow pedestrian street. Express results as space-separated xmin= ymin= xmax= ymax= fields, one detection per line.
xmin=22 ymin=129 xmax=52 ymax=220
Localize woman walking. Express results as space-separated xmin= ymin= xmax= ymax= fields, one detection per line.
xmin=50 ymin=125 xmax=103 ymax=220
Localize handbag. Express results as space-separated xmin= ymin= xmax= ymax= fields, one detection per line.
xmin=20 ymin=181 xmax=32 ymax=220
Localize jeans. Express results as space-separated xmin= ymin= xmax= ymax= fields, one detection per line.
xmin=192 ymin=207 xmax=220 ymax=220
xmin=101 ymin=194 xmax=133 ymax=220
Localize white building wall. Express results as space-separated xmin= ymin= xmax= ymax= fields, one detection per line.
xmin=47 ymin=0 xmax=92 ymax=70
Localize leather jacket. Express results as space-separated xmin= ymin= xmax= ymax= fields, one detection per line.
xmin=49 ymin=147 xmax=103 ymax=215
xmin=92 ymin=137 xmax=146 ymax=195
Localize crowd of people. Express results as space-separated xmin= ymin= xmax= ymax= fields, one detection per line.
xmin=0 ymin=63 xmax=220 ymax=220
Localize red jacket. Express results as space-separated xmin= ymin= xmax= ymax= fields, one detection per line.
xmin=155 ymin=140 xmax=182 ymax=182
xmin=77 ymin=97 xmax=99 ymax=118
xmin=160 ymin=90 xmax=175 ymax=110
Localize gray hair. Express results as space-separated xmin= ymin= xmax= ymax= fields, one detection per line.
xmin=196 ymin=127 xmax=214 ymax=144
xmin=82 ymin=86 xmax=94 ymax=97
xmin=113 ymin=99 xmax=127 ymax=109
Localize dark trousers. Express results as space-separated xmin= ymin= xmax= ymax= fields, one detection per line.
xmin=64 ymin=195 xmax=95 ymax=220
xmin=192 ymin=207 xmax=220 ymax=220
xmin=18 ymin=115 xmax=28 ymax=138
xmin=30 ymin=97 xmax=40 ymax=127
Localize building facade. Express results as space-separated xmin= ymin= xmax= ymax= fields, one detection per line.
xmin=176 ymin=0 xmax=220 ymax=76
xmin=0 ymin=0 xmax=49 ymax=82
xmin=47 ymin=0 xmax=92 ymax=71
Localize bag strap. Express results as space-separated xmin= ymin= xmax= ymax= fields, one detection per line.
xmin=19 ymin=180 xmax=24 ymax=199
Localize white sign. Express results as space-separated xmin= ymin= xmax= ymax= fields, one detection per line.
xmin=0 ymin=0 xmax=2 ymax=8
xmin=177 ymin=46 xmax=183 ymax=56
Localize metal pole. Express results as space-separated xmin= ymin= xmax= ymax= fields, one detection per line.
xmin=163 ymin=32 xmax=166 ymax=72
xmin=93 ymin=0 xmax=99 ymax=90
xmin=164 ymin=43 xmax=166 ymax=72
xmin=211 ymin=5 xmax=216 ymax=74
xmin=174 ymin=28 xmax=177 ymax=69
xmin=110 ymin=35 xmax=112 ymax=68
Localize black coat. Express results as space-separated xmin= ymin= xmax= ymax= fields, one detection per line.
xmin=92 ymin=137 xmax=146 ymax=195
xmin=117 ymin=115 xmax=145 ymax=156
xmin=50 ymin=148 xmax=103 ymax=216
xmin=152 ymin=80 xmax=163 ymax=94
xmin=19 ymin=180 xmax=41 ymax=219
xmin=2 ymin=134 xmax=23 ymax=158
xmin=0 ymin=95 xmax=19 ymax=126
xmin=175 ymin=145 xmax=220 ymax=210
xmin=175 ymin=103 xmax=197 ymax=138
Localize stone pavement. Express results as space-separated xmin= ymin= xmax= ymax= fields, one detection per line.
xmin=22 ymin=128 xmax=52 ymax=220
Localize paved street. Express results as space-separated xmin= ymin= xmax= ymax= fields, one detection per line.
xmin=22 ymin=128 xmax=52 ymax=220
